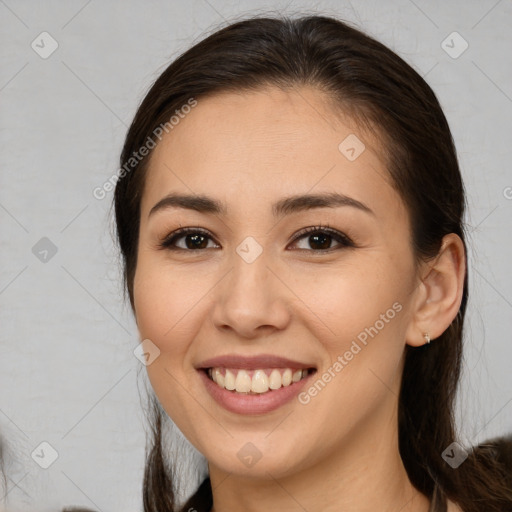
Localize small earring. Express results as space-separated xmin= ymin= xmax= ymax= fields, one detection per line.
xmin=423 ymin=332 xmax=431 ymax=344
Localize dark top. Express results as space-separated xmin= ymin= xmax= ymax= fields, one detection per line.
xmin=180 ymin=476 xmax=213 ymax=512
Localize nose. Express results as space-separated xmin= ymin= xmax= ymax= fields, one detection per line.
xmin=210 ymin=247 xmax=291 ymax=340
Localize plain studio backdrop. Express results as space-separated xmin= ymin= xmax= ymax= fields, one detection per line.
xmin=0 ymin=0 xmax=511 ymax=510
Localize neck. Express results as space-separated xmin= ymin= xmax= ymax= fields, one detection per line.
xmin=208 ymin=397 xmax=431 ymax=512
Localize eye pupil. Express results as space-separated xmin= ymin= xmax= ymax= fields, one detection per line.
xmin=309 ymin=233 xmax=331 ymax=250
xmin=186 ymin=234 xmax=208 ymax=249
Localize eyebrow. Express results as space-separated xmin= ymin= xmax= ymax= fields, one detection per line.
xmin=148 ymin=191 xmax=375 ymax=219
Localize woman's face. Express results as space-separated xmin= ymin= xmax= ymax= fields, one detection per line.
xmin=133 ymin=86 xmax=423 ymax=479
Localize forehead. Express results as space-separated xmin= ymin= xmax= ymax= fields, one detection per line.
xmin=140 ymin=86 xmax=405 ymax=224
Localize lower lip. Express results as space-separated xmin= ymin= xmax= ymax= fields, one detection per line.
xmin=198 ymin=369 xmax=314 ymax=415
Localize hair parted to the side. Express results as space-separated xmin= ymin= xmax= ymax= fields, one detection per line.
xmin=112 ymin=14 xmax=512 ymax=512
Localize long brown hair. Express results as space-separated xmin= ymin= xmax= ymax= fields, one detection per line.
xmin=112 ymin=14 xmax=512 ymax=512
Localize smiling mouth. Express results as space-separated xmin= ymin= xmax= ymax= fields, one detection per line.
xmin=204 ymin=367 xmax=316 ymax=394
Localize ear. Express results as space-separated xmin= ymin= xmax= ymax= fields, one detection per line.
xmin=405 ymin=233 xmax=466 ymax=347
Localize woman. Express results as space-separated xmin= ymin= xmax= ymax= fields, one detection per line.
xmin=110 ymin=14 xmax=512 ymax=512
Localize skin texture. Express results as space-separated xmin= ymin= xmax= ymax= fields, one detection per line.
xmin=133 ymin=86 xmax=465 ymax=512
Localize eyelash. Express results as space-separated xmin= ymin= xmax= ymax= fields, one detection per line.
xmin=157 ymin=223 xmax=355 ymax=253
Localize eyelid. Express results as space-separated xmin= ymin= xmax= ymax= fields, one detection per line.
xmin=158 ymin=226 xmax=219 ymax=250
xmin=158 ymin=224 xmax=354 ymax=252
xmin=290 ymin=224 xmax=354 ymax=250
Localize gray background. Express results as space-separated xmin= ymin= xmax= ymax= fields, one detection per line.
xmin=1 ymin=0 xmax=511 ymax=510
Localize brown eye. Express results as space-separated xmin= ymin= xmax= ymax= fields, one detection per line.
xmin=305 ymin=232 xmax=332 ymax=250
xmin=289 ymin=226 xmax=354 ymax=252
xmin=159 ymin=225 xmax=354 ymax=253
xmin=159 ymin=228 xmax=218 ymax=250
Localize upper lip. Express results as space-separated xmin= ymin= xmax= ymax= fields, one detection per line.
xmin=196 ymin=354 xmax=316 ymax=370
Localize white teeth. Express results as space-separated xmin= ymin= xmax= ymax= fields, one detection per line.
xmin=269 ymin=369 xmax=281 ymax=390
xmin=208 ymin=367 xmax=311 ymax=394
xmin=282 ymin=368 xmax=292 ymax=386
xmin=251 ymin=370 xmax=269 ymax=393
xmin=213 ymin=368 xmax=224 ymax=387
xmin=292 ymin=370 xmax=302 ymax=383
xmin=235 ymin=370 xmax=252 ymax=393
xmin=224 ymin=369 xmax=236 ymax=390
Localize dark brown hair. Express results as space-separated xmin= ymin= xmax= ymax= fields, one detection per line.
xmin=112 ymin=14 xmax=512 ymax=512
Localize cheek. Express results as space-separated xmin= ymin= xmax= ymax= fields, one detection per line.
xmin=133 ymin=263 xmax=208 ymax=435
xmin=295 ymin=269 xmax=409 ymax=435
xmin=296 ymin=258 xmax=411 ymax=412
xmin=133 ymin=257 xmax=206 ymax=348
xmin=133 ymin=273 xmax=172 ymax=346
xmin=289 ymin=255 xmax=409 ymax=353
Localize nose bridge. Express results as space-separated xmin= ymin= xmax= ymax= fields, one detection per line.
xmin=210 ymin=236 xmax=290 ymax=336
xmin=232 ymin=239 xmax=268 ymax=295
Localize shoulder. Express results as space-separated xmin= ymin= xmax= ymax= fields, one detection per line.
xmin=471 ymin=433 xmax=512 ymax=475
xmin=445 ymin=433 xmax=512 ymax=512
